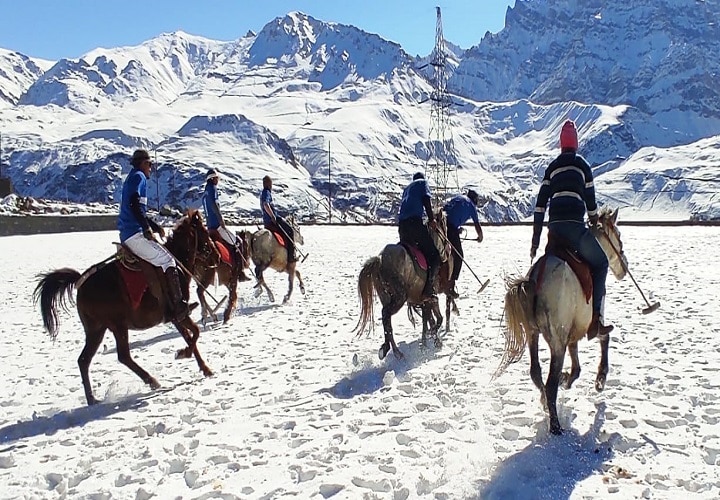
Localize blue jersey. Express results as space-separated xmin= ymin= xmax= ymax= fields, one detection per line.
xmin=118 ymin=168 xmax=147 ymax=242
xmin=398 ymin=179 xmax=431 ymax=221
xmin=202 ymin=182 xmax=221 ymax=229
xmin=444 ymin=195 xmax=479 ymax=230
xmin=260 ymin=188 xmax=275 ymax=225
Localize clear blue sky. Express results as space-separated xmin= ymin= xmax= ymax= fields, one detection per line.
xmin=0 ymin=1 xmax=515 ymax=60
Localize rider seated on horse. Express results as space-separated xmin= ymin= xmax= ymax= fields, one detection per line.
xmin=443 ymin=189 xmax=484 ymax=298
xmin=118 ymin=149 xmax=196 ymax=322
xmin=530 ymin=120 xmax=613 ymax=340
xmin=398 ymin=172 xmax=440 ymax=302
xmin=202 ymin=168 xmax=250 ymax=281
xmin=260 ymin=175 xmax=297 ymax=263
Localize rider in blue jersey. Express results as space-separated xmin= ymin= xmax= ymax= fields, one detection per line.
xmin=260 ymin=175 xmax=296 ymax=263
xmin=202 ymin=168 xmax=249 ymax=281
xmin=443 ymin=190 xmax=484 ymax=298
xmin=118 ymin=149 xmax=194 ymax=321
xmin=398 ymin=172 xmax=439 ymax=301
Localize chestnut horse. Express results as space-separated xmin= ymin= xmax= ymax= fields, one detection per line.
xmin=194 ymin=230 xmax=250 ymax=323
xmin=34 ymin=210 xmax=218 ymax=406
xmin=496 ymin=208 xmax=628 ymax=434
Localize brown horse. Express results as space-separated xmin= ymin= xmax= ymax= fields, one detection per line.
xmin=353 ymin=210 xmax=450 ymax=359
xmin=194 ymin=230 xmax=251 ymax=323
xmin=496 ymin=208 xmax=628 ymax=435
xmin=34 ymin=210 xmax=217 ymax=406
xmin=244 ymin=216 xmax=306 ymax=304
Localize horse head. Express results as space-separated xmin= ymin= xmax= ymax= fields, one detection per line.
xmin=289 ymin=215 xmax=304 ymax=246
xmin=593 ymin=207 xmax=628 ymax=280
xmin=168 ymin=210 xmax=220 ymax=271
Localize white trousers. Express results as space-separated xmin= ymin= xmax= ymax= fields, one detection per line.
xmin=124 ymin=232 xmax=176 ymax=271
xmin=216 ymin=226 xmax=237 ymax=247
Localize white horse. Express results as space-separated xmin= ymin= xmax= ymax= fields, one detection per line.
xmin=245 ymin=216 xmax=305 ymax=304
xmin=496 ymin=208 xmax=628 ymax=435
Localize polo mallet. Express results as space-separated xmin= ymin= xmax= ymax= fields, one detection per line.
xmin=603 ymin=230 xmax=660 ymax=315
xmin=435 ymin=228 xmax=490 ymax=294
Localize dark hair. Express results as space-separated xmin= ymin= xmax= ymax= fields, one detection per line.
xmin=262 ymin=175 xmax=272 ymax=189
xmin=206 ymin=168 xmax=218 ymax=181
xmin=130 ymin=149 xmax=151 ymax=168
xmin=413 ymin=172 xmax=424 ymax=181
xmin=467 ymin=189 xmax=479 ymax=205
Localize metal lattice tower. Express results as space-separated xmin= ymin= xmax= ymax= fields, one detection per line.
xmin=425 ymin=6 xmax=458 ymax=208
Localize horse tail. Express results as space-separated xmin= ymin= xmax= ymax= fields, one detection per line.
xmin=353 ymin=256 xmax=381 ymax=337
xmin=494 ymin=275 xmax=536 ymax=379
xmin=33 ymin=268 xmax=81 ymax=340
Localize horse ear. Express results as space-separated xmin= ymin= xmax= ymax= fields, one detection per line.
xmin=612 ymin=208 xmax=619 ymax=223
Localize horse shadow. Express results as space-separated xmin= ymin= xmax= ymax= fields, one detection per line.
xmin=103 ymin=330 xmax=178 ymax=354
xmin=477 ymin=402 xmax=618 ymax=500
xmin=0 ymin=393 xmax=154 ymax=445
xmin=319 ymin=337 xmax=441 ymax=399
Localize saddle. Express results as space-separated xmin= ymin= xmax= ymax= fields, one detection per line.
xmin=209 ymin=230 xmax=234 ymax=266
xmin=534 ymin=231 xmax=593 ymax=303
xmin=114 ymin=244 xmax=165 ymax=311
xmin=400 ymin=243 xmax=428 ymax=271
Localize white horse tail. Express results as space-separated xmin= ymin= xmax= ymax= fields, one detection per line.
xmin=353 ymin=256 xmax=381 ymax=337
xmin=495 ymin=275 xmax=537 ymax=378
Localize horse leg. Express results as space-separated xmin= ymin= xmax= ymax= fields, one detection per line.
xmin=595 ymin=331 xmax=610 ymax=391
xmin=110 ymin=325 xmax=160 ymax=391
xmin=545 ymin=349 xmax=566 ymax=435
xmin=380 ymin=299 xmax=405 ymax=360
xmin=224 ymin=277 xmax=237 ymax=324
xmin=295 ymin=270 xmax=305 ymax=295
xmin=445 ymin=296 xmax=451 ymax=333
xmin=283 ymin=262 xmax=296 ymax=304
xmin=527 ymin=331 xmax=546 ymax=410
xmin=77 ymin=325 xmax=107 ymax=406
xmin=561 ymin=342 xmax=581 ymax=390
xmin=175 ymin=318 xmax=213 ymax=377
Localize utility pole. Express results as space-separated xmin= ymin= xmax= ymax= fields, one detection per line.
xmin=425 ymin=6 xmax=458 ymax=207
xmin=155 ymin=149 xmax=160 ymax=212
xmin=328 ymin=140 xmax=331 ymax=223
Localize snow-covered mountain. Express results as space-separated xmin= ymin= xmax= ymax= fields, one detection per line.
xmin=1 ymin=3 xmax=719 ymax=223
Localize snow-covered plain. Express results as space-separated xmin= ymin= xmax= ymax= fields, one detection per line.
xmin=0 ymin=224 xmax=718 ymax=499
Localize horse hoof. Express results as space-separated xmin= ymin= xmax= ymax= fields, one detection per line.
xmin=550 ymin=425 xmax=563 ymax=436
xmin=149 ymin=379 xmax=161 ymax=390
xmin=202 ymin=367 xmax=214 ymax=377
xmin=595 ymin=375 xmax=606 ymax=392
xmin=175 ymin=348 xmax=192 ymax=359
xmin=378 ymin=345 xmax=389 ymax=360
xmin=87 ymin=397 xmax=98 ymax=406
xmin=434 ymin=338 xmax=442 ymax=349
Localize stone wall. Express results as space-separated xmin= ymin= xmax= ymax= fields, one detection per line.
xmin=0 ymin=215 xmax=117 ymax=236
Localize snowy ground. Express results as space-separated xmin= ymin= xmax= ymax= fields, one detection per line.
xmin=0 ymin=224 xmax=718 ymax=499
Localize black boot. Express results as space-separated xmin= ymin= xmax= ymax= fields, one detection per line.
xmin=164 ymin=267 xmax=197 ymax=322
xmin=422 ymin=266 xmax=438 ymax=301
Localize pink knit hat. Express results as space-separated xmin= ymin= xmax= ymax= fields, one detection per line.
xmin=560 ymin=120 xmax=578 ymax=151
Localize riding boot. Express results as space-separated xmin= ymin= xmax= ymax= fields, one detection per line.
xmin=587 ymin=297 xmax=613 ymax=340
xmin=422 ymin=265 xmax=438 ymax=301
xmin=287 ymin=244 xmax=297 ymax=263
xmin=164 ymin=267 xmax=197 ymax=322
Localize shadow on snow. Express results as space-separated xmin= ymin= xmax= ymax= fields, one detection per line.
xmin=319 ymin=337 xmax=441 ymax=399
xmin=477 ymin=402 xmax=619 ymax=500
